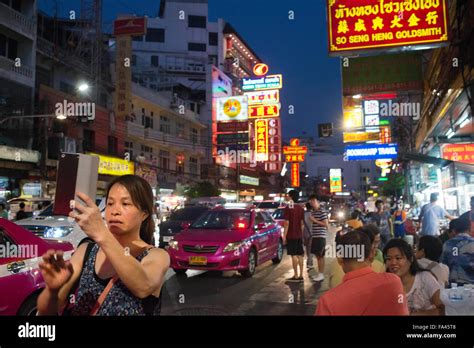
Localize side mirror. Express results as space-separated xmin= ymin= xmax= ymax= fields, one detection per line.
xmin=181 ymin=222 xmax=191 ymax=229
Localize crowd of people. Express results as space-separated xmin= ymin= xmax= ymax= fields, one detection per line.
xmin=282 ymin=190 xmax=474 ymax=316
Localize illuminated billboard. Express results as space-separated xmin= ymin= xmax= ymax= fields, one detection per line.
xmin=244 ymin=89 xmax=280 ymax=105
xmin=255 ymin=119 xmax=269 ymax=161
xmin=249 ymin=104 xmax=280 ymax=118
xmin=345 ymin=143 xmax=398 ymax=161
xmin=330 ymin=168 xmax=342 ymax=193
xmin=242 ymin=74 xmax=283 ymax=91
xmin=216 ymin=96 xmax=249 ymax=121
xmin=327 ymin=0 xmax=449 ymax=55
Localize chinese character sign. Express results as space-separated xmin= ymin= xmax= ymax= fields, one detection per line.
xmin=327 ymin=0 xmax=449 ymax=55
xmin=114 ymin=35 xmax=132 ymax=120
xmin=291 ymin=163 xmax=300 ymax=187
xmin=255 ymin=119 xmax=269 ymax=161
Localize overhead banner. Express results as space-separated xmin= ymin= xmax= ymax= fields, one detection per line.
xmin=216 ymin=96 xmax=249 ymax=121
xmin=217 ymin=133 xmax=249 ymax=145
xmin=442 ymin=144 xmax=474 ymax=164
xmin=239 ymin=175 xmax=259 ymax=186
xmin=327 ymin=0 xmax=449 ymax=56
xmin=90 ymin=153 xmax=134 ymax=176
xmin=345 ymin=143 xmax=398 ymax=161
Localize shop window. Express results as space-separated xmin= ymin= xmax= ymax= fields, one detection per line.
xmin=209 ymin=32 xmax=218 ymax=46
xmin=188 ymin=42 xmax=206 ymax=52
xmin=108 ymin=136 xmax=118 ymax=156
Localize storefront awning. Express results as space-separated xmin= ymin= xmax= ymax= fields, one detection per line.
xmin=401 ymin=152 xmax=452 ymax=167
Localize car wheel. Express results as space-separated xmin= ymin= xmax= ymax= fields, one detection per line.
xmin=240 ymin=248 xmax=257 ymax=278
xmin=173 ymin=268 xmax=187 ymax=275
xmin=17 ymin=292 xmax=39 ymax=316
xmin=272 ymin=239 xmax=283 ymax=264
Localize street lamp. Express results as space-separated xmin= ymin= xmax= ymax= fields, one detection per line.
xmin=77 ymin=82 xmax=90 ymax=93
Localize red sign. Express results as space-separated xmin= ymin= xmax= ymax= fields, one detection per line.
xmin=253 ymin=63 xmax=269 ymax=76
xmin=249 ymin=104 xmax=280 ymax=118
xmin=217 ymin=121 xmax=249 ymax=133
xmin=291 ymin=163 xmax=300 ymax=187
xmin=380 ymin=126 xmax=392 ymax=144
xmin=114 ymin=17 xmax=147 ymax=36
xmin=285 ymin=154 xmax=306 ymax=162
xmin=327 ymin=0 xmax=449 ymax=55
xmin=442 ymin=144 xmax=474 ymax=164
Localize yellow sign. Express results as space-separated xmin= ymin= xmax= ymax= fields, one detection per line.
xmin=343 ymin=132 xmax=380 ymax=143
xmin=89 ymin=153 xmax=134 ymax=176
xmin=330 ymin=168 xmax=342 ymax=193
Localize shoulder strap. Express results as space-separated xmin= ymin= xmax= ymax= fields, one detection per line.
xmin=90 ymin=275 xmax=119 ymax=316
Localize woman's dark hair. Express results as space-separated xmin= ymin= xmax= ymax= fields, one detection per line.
xmin=106 ymin=175 xmax=155 ymax=245
xmin=305 ymin=202 xmax=312 ymax=210
xmin=417 ymin=236 xmax=443 ymax=262
xmin=383 ymin=238 xmax=427 ymax=276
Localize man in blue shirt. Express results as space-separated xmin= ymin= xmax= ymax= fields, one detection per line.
xmin=419 ymin=193 xmax=453 ymax=236
xmin=440 ymin=218 xmax=474 ymax=285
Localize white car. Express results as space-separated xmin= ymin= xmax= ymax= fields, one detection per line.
xmin=15 ymin=199 xmax=105 ymax=248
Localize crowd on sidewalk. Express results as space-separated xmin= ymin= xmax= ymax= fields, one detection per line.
xmin=281 ymin=190 xmax=474 ymax=316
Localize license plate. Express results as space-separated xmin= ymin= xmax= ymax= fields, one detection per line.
xmin=163 ymin=236 xmax=172 ymax=242
xmin=189 ymin=256 xmax=207 ymax=265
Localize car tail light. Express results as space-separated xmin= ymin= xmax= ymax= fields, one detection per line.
xmin=237 ymin=222 xmax=246 ymax=229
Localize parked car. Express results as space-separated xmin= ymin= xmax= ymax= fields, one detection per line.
xmin=158 ymin=206 xmax=210 ymax=248
xmin=168 ymin=205 xmax=283 ymax=277
xmin=271 ymin=207 xmax=287 ymax=239
xmin=255 ymin=200 xmax=280 ymax=213
xmin=0 ymin=218 xmax=73 ymax=315
xmin=184 ymin=196 xmax=226 ymax=208
xmin=7 ymin=197 xmax=53 ymax=220
xmin=15 ymin=198 xmax=105 ymax=248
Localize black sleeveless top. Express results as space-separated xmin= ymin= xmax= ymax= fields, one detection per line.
xmin=64 ymin=243 xmax=162 ymax=316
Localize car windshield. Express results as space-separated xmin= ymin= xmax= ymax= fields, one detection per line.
xmin=257 ymin=202 xmax=279 ymax=209
xmin=272 ymin=208 xmax=285 ymax=220
xmin=190 ymin=211 xmax=251 ymax=230
xmin=170 ymin=208 xmax=207 ymax=221
xmin=39 ymin=204 xmax=54 ymax=216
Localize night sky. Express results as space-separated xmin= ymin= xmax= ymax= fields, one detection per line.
xmin=38 ymin=0 xmax=342 ymax=140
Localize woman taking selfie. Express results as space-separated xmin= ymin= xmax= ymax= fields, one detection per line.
xmin=37 ymin=175 xmax=170 ymax=316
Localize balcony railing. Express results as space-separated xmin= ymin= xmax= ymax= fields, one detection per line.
xmin=127 ymin=121 xmax=145 ymax=138
xmin=0 ymin=2 xmax=36 ymax=40
xmin=0 ymin=55 xmax=34 ymax=87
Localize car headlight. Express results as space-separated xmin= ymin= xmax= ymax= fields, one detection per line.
xmin=44 ymin=226 xmax=74 ymax=238
xmin=169 ymin=240 xmax=179 ymax=250
xmin=223 ymin=241 xmax=244 ymax=252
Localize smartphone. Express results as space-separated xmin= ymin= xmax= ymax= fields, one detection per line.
xmin=53 ymin=153 xmax=100 ymax=216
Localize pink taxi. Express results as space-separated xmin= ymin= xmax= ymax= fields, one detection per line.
xmin=168 ymin=205 xmax=283 ymax=277
xmin=0 ymin=218 xmax=73 ymax=315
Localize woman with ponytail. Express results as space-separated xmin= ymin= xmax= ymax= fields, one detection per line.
xmin=37 ymin=175 xmax=169 ymax=316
